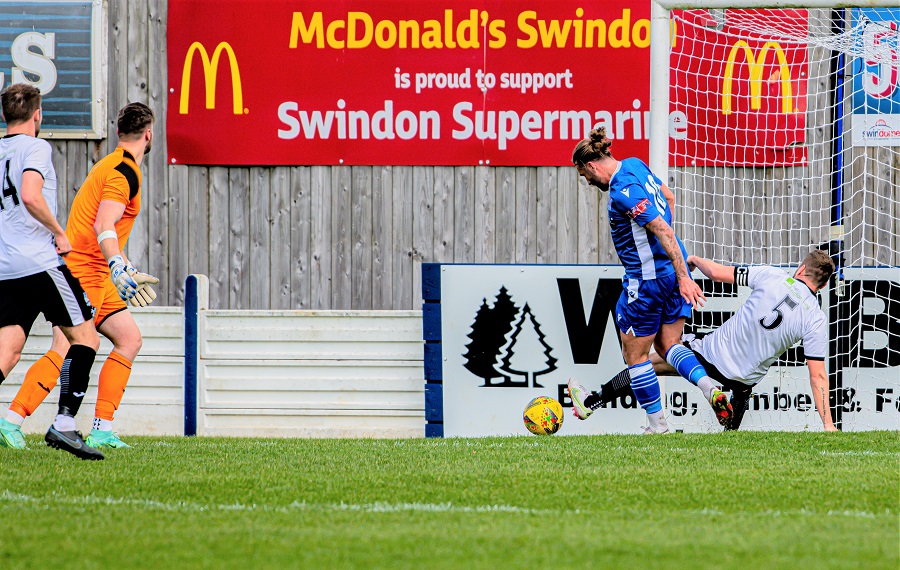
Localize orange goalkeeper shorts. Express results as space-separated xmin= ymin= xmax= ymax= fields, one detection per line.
xmin=65 ymin=253 xmax=127 ymax=328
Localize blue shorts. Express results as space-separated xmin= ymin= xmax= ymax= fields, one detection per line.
xmin=615 ymin=272 xmax=692 ymax=338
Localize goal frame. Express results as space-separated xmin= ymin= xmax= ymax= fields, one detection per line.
xmin=648 ymin=2 xmax=899 ymax=431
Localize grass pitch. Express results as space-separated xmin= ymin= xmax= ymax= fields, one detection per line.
xmin=1 ymin=431 xmax=897 ymax=569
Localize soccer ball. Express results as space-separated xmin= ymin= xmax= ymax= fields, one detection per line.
xmin=523 ymin=396 xmax=564 ymax=435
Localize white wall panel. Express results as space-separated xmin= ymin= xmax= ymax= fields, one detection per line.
xmin=196 ymin=310 xmax=425 ymax=438
xmin=1 ymin=308 xmax=185 ymax=436
xmin=201 ymin=310 xmax=422 ymax=360
xmin=201 ymin=361 xmax=423 ymax=409
xmin=0 ymin=298 xmax=426 ymax=439
xmin=200 ymin=409 xmax=424 ymax=438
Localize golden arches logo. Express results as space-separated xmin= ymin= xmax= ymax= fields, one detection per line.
xmin=179 ymin=41 xmax=245 ymax=115
xmin=722 ymin=40 xmax=793 ymax=115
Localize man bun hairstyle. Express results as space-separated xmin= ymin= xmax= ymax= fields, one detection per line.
xmin=1 ymin=83 xmax=41 ymax=125
xmin=572 ymin=127 xmax=613 ymax=166
xmin=117 ymin=102 xmax=154 ymax=139
xmin=802 ymin=249 xmax=835 ymax=288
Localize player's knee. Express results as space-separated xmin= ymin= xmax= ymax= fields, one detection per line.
xmin=0 ymin=349 xmax=22 ymax=374
xmin=655 ymin=332 xmax=682 ymax=357
xmin=50 ymin=327 xmax=70 ymax=353
xmin=653 ymin=339 xmax=670 ymax=358
xmin=116 ymin=330 xmax=142 ymax=357
xmin=81 ymin=331 xmax=101 ymax=352
xmin=66 ymin=323 xmax=100 ymax=351
xmin=622 ymin=347 xmax=650 ymax=366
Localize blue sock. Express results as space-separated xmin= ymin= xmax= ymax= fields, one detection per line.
xmin=665 ymin=344 xmax=709 ymax=386
xmin=628 ymin=360 xmax=662 ymax=414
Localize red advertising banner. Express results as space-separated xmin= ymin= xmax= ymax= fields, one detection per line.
xmin=167 ymin=0 xmax=653 ymax=166
xmin=166 ymin=1 xmax=808 ymax=167
xmin=670 ymin=9 xmax=808 ymax=166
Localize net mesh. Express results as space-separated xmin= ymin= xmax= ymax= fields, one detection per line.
xmin=667 ymin=7 xmax=899 ymax=431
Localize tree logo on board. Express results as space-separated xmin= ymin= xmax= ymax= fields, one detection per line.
xmin=462 ymin=286 xmax=557 ymax=387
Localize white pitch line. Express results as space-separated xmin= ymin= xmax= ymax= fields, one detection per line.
xmin=0 ymin=490 xmax=891 ymax=519
xmin=0 ymin=491 xmax=557 ymax=515
xmin=818 ymin=450 xmax=900 ymax=456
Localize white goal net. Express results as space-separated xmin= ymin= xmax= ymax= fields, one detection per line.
xmin=666 ymin=6 xmax=899 ymax=431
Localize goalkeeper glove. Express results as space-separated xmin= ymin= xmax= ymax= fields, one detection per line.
xmin=108 ymin=255 xmax=138 ymax=300
xmin=126 ymin=266 xmax=160 ymax=308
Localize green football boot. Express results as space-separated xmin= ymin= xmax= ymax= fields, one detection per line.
xmin=85 ymin=429 xmax=131 ymax=449
xmin=0 ymin=418 xmax=26 ymax=449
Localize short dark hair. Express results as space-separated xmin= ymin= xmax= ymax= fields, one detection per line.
xmin=117 ymin=102 xmax=154 ymax=138
xmin=801 ymin=249 xmax=835 ymax=288
xmin=1 ymin=83 xmax=41 ymax=125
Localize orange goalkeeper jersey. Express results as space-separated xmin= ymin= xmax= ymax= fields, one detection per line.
xmin=65 ymin=147 xmax=142 ymax=275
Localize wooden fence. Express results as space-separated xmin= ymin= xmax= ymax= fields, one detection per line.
xmin=46 ymin=1 xmax=898 ymax=310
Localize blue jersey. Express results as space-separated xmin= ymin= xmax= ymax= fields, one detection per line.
xmin=607 ymin=157 xmax=688 ymax=280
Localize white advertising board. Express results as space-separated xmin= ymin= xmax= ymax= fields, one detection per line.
xmin=430 ymin=264 xmax=899 ymax=436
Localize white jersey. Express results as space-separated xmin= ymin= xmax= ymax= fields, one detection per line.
xmin=692 ymin=265 xmax=828 ymax=385
xmin=0 ymin=134 xmax=59 ymax=279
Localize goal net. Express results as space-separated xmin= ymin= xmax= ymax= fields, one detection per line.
xmin=665 ymin=6 xmax=899 ymax=431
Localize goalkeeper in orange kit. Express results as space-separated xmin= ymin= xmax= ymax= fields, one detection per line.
xmin=0 ymin=103 xmax=158 ymax=450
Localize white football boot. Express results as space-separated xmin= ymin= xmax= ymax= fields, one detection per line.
xmin=567 ymin=379 xmax=593 ymax=420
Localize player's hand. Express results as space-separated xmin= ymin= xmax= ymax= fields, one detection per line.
xmin=53 ymin=232 xmax=72 ymax=256
xmin=108 ymin=255 xmax=138 ymax=300
xmin=686 ymin=255 xmax=697 ymax=272
xmin=125 ymin=266 xmax=160 ymax=307
xmin=824 ymin=423 xmax=838 ymax=432
xmin=679 ymin=276 xmax=706 ymax=308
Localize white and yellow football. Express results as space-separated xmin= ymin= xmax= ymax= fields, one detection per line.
xmin=523 ymin=396 xmax=564 ymax=435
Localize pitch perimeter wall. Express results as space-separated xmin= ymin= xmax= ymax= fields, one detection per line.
xmin=0 ymin=277 xmax=425 ymax=438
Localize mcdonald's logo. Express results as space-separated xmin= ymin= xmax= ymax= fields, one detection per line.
xmin=179 ymin=41 xmax=246 ymax=115
xmin=721 ymin=40 xmax=793 ymax=115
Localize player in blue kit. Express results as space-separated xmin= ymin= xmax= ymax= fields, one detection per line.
xmin=568 ymin=128 xmax=732 ymax=433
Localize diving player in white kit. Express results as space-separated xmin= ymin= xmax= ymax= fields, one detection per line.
xmin=569 ymin=249 xmax=837 ymax=431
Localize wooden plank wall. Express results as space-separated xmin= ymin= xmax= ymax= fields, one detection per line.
xmin=46 ymin=1 xmax=897 ymax=311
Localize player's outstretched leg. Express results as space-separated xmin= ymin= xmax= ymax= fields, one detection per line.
xmin=665 ymin=345 xmax=732 ymax=425
xmin=596 ymin=369 xmax=632 ymax=407
xmin=568 ymin=369 xmax=635 ymax=419
xmin=44 ymin=344 xmax=103 ymax=460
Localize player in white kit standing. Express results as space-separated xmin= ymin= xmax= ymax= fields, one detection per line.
xmin=0 ymin=83 xmax=104 ymax=459
xmin=570 ymin=249 xmax=837 ymax=431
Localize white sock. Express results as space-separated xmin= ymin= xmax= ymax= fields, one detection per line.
xmin=698 ymin=377 xmax=717 ymax=401
xmin=53 ymin=414 xmax=76 ymax=432
xmin=647 ymin=410 xmax=668 ymax=432
xmin=5 ymin=410 xmax=25 ymax=426
xmin=93 ymin=418 xmax=112 ymax=432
